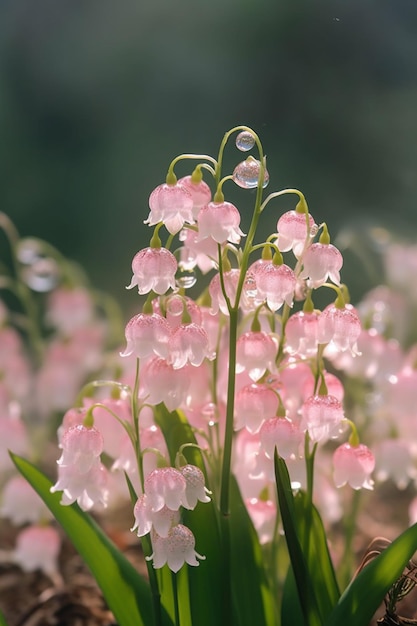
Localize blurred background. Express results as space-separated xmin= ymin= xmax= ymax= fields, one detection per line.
xmin=1 ymin=0 xmax=417 ymax=314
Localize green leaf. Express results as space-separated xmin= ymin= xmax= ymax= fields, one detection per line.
xmin=293 ymin=492 xmax=340 ymax=619
xmin=281 ymin=567 xmax=308 ymax=626
xmin=154 ymin=404 xmax=225 ymax=626
xmin=0 ymin=607 xmax=9 ymax=626
xmin=11 ymin=453 xmax=173 ymax=626
xmin=229 ymin=475 xmax=275 ymax=626
xmin=325 ymin=522 xmax=417 ymax=626
xmin=274 ymin=452 xmax=323 ymax=626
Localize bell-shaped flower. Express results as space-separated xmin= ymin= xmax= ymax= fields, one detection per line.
xmin=146 ymin=182 xmax=194 ymax=235
xmin=254 ymin=262 xmax=296 ymax=312
xmin=180 ymin=464 xmax=211 ymax=509
xmin=318 ymin=303 xmax=361 ymax=355
xmin=285 ymin=310 xmax=320 ymax=358
xmin=236 ymin=331 xmax=278 ymax=381
xmin=197 ymin=200 xmax=245 ymax=245
xmin=179 ymin=227 xmax=218 ymax=274
xmin=178 ymin=175 xmax=212 ymax=219
xmin=300 ymin=394 xmax=345 ymax=443
xmin=132 ymin=495 xmax=180 ymax=537
xmin=147 ymin=524 xmax=205 ymax=572
xmin=333 ymin=443 xmax=375 ymax=490
xmin=259 ymin=417 xmax=303 ymax=460
xmin=168 ymin=323 xmax=212 ymax=369
xmin=300 ymin=242 xmax=343 ymax=288
xmin=120 ymin=312 xmax=172 ymax=360
xmin=276 ymin=210 xmax=317 ymax=257
xmin=374 ymin=439 xmax=417 ymax=489
xmin=127 ymin=247 xmax=177 ymax=295
xmin=234 ymin=383 xmax=279 ymax=433
xmin=57 ymin=425 xmax=104 ymax=474
xmin=13 ymin=525 xmax=61 ymax=577
xmin=51 ymin=459 xmax=109 ymax=510
xmin=0 ymin=475 xmax=51 ymax=526
xmin=140 ymin=357 xmax=190 ymax=411
xmin=46 ymin=287 xmax=94 ymax=333
xmin=0 ymin=405 xmax=29 ymax=471
xmin=144 ymin=467 xmax=189 ymax=512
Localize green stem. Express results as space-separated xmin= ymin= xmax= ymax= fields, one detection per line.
xmin=171 ymin=571 xmax=181 ymax=626
xmin=132 ymin=358 xmax=145 ymax=492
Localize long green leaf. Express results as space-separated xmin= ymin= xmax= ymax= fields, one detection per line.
xmin=11 ymin=454 xmax=173 ymax=626
xmin=0 ymin=607 xmax=9 ymax=626
xmin=274 ymin=452 xmax=323 ymax=626
xmin=154 ymin=404 xmax=225 ymax=626
xmin=325 ymin=522 xmax=417 ymax=626
xmin=229 ymin=475 xmax=275 ymax=626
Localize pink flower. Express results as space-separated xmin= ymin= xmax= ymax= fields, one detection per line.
xmin=178 ymin=175 xmax=212 ymax=219
xmin=300 ymin=243 xmax=343 ymax=288
xmin=140 ymin=357 xmax=190 ymax=411
xmin=57 ymin=425 xmax=103 ymax=473
xmin=0 ymin=406 xmax=29 ymax=471
xmin=318 ymin=303 xmax=362 ymax=355
xmin=127 ymin=247 xmax=177 ymax=295
xmin=144 ymin=467 xmax=189 ymax=512
xmin=147 ymin=182 xmax=194 ymax=235
xmin=147 ymin=525 xmax=205 ymax=572
xmin=254 ymin=262 xmax=296 ymax=312
xmin=132 ymin=495 xmax=180 ymax=537
xmin=236 ymin=331 xmax=277 ymax=381
xmin=120 ymin=313 xmax=172 ymax=360
xmin=47 ymin=287 xmax=94 ymax=333
xmin=0 ymin=475 xmax=50 ymax=525
xmin=180 ymin=464 xmax=211 ymax=509
xmin=276 ymin=210 xmax=317 ymax=257
xmin=300 ymin=394 xmax=345 ymax=443
xmin=234 ymin=383 xmax=279 ymax=433
xmin=333 ymin=443 xmax=375 ymax=490
xmin=285 ymin=311 xmax=320 ymax=357
xmin=51 ymin=460 xmax=109 ymax=510
xmin=13 ymin=525 xmax=61 ymax=577
xmin=259 ymin=417 xmax=303 ymax=460
xmin=168 ymin=323 xmax=212 ymax=369
xmin=209 ymin=269 xmax=240 ymax=315
xmin=197 ymin=201 xmax=245 ymax=244
xmin=245 ymin=498 xmax=276 ymax=545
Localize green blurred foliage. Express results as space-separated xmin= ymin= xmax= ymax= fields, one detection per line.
xmin=1 ymin=0 xmax=417 ymax=311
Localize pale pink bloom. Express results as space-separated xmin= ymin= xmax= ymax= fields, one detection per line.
xmin=127 ymin=247 xmax=177 ymax=295
xmin=168 ymin=323 xmax=211 ymax=369
xmin=178 ymin=175 xmax=212 ymax=219
xmin=245 ymin=498 xmax=276 ymax=544
xmin=180 ymin=464 xmax=211 ymax=509
xmin=300 ymin=394 xmax=345 ymax=443
xmin=0 ymin=405 xmax=29 ymax=470
xmin=84 ymin=397 xmax=131 ymax=460
xmin=200 ymin=308 xmax=223 ymax=353
xmin=244 ymin=259 xmax=271 ymax=309
xmin=300 ymin=243 xmax=343 ymax=288
xmin=357 ymin=285 xmax=409 ymax=343
xmin=182 ymin=362 xmax=213 ymax=410
xmin=285 ymin=311 xmax=320 ymax=357
xmin=253 ymin=262 xmax=296 ymax=312
xmin=13 ymin=525 xmax=61 ymax=577
xmin=179 ymin=228 xmax=218 ymax=273
xmin=318 ymin=303 xmax=362 ymax=355
xmin=144 ymin=467 xmax=189 ymax=512
xmin=374 ymin=439 xmax=417 ymax=489
xmin=0 ymin=326 xmax=25 ymax=359
xmin=197 ymin=201 xmax=245 ymax=245
xmin=51 ymin=459 xmax=109 ymax=510
xmin=333 ymin=443 xmax=375 ymax=490
xmin=140 ymin=357 xmax=190 ymax=411
xmin=0 ymin=475 xmax=50 ymax=525
xmin=260 ymin=417 xmax=303 ymax=460
xmin=302 ymin=371 xmax=345 ymax=403
xmin=236 ymin=331 xmax=277 ymax=381
xmin=36 ymin=357 xmax=84 ymax=415
xmin=313 ymin=468 xmax=343 ymax=524
xmin=120 ymin=313 xmax=172 ymax=360
xmin=47 ymin=287 xmax=94 ymax=333
xmin=209 ymin=269 xmax=240 ymax=314
xmin=270 ymin=360 xmax=314 ymax=421
xmin=147 ymin=525 xmax=205 ymax=572
xmin=234 ymin=383 xmax=279 ymax=433
xmin=147 ymin=182 xmax=194 ymax=235
xmin=57 ymin=425 xmax=104 ymax=473
xmin=0 ymin=351 xmax=31 ymax=403
xmin=384 ymin=366 xmax=417 ymax=419
xmin=58 ymin=407 xmax=87 ymax=444
xmin=233 ymin=429 xmax=268 ymax=499
xmin=276 ymin=210 xmax=317 ymax=257
xmin=132 ymin=495 xmax=180 ymax=537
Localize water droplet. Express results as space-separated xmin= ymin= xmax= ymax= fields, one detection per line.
xmin=176 ymin=270 xmax=197 ymax=289
xmin=235 ymin=131 xmax=255 ymax=152
xmin=243 ymin=274 xmax=257 ymax=299
xmin=310 ymin=224 xmax=319 ymax=238
xmin=166 ymin=294 xmax=185 ymax=317
xmin=22 ymin=257 xmax=60 ymax=292
xmin=233 ymin=157 xmax=269 ymax=189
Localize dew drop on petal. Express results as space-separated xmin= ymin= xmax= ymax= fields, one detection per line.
xmin=232 ymin=157 xmax=270 ymax=189
xmin=22 ymin=258 xmax=60 ymax=292
xmin=235 ymin=131 xmax=255 ymax=152
xmin=176 ymin=270 xmax=197 ymax=289
xmin=166 ymin=294 xmax=185 ymax=317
